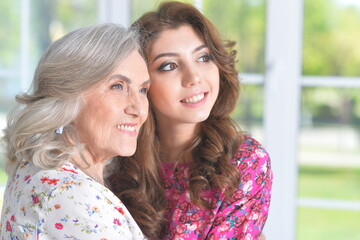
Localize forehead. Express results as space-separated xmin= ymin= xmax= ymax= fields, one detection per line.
xmin=110 ymin=50 xmax=149 ymax=83
xmin=149 ymin=25 xmax=204 ymax=54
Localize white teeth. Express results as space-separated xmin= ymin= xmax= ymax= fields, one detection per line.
xmin=115 ymin=125 xmax=135 ymax=132
xmin=183 ymin=93 xmax=205 ymax=104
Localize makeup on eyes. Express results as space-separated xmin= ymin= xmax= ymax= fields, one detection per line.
xmin=158 ymin=62 xmax=178 ymax=71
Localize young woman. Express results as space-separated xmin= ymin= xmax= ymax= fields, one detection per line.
xmin=0 ymin=23 xmax=162 ymax=239
xmin=108 ymin=2 xmax=273 ymax=239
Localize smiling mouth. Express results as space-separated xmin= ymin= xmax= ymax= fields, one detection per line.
xmin=114 ymin=124 xmax=136 ymax=132
xmin=180 ymin=93 xmax=206 ymax=104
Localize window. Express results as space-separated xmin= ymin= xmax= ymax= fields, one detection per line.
xmin=203 ymin=0 xmax=266 ymax=141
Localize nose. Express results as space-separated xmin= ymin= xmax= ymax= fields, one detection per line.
xmin=181 ymin=65 xmax=201 ymax=87
xmin=124 ymin=92 xmax=147 ymax=118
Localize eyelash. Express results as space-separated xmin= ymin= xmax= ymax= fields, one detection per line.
xmin=140 ymin=87 xmax=149 ymax=94
xmin=111 ymin=83 xmax=124 ymax=90
xmin=157 ymin=54 xmax=213 ymax=72
xmin=198 ymin=54 xmax=213 ymax=62
xmin=111 ymin=83 xmax=149 ymax=95
xmin=158 ymin=62 xmax=178 ymax=72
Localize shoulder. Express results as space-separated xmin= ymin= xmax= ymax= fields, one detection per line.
xmin=31 ymin=162 xmax=90 ymax=192
xmin=11 ymin=161 xmax=106 ymax=204
xmin=228 ymin=135 xmax=273 ymax=201
xmin=1 ymin=161 xmax=143 ymax=239
xmin=234 ymin=135 xmax=269 ymax=159
xmin=231 ymin=134 xmax=271 ymax=172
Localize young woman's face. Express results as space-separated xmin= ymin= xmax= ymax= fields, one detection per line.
xmin=73 ymin=50 xmax=150 ymax=160
xmin=147 ymin=25 xmax=220 ymax=127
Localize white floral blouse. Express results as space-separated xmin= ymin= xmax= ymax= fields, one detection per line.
xmin=0 ymin=160 xmax=146 ymax=240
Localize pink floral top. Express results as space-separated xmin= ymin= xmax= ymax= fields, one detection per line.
xmin=0 ymin=160 xmax=146 ymax=240
xmin=160 ymin=136 xmax=272 ymax=240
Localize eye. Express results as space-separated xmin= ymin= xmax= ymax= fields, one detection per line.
xmin=158 ymin=62 xmax=178 ymax=71
xmin=111 ymin=83 xmax=124 ymax=90
xmin=139 ymin=87 xmax=149 ymax=94
xmin=198 ymin=54 xmax=212 ymax=63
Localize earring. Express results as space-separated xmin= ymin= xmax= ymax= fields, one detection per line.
xmin=55 ymin=126 xmax=64 ymax=134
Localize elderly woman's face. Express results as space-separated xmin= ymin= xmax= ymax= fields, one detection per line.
xmin=74 ymin=50 xmax=150 ymax=160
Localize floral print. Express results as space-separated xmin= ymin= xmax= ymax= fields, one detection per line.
xmin=160 ymin=136 xmax=273 ymax=240
xmin=0 ymin=160 xmax=146 ymax=240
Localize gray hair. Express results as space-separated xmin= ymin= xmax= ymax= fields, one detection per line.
xmin=3 ymin=23 xmax=141 ymax=176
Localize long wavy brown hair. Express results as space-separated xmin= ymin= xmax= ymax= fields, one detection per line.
xmin=106 ymin=110 xmax=166 ymax=239
xmin=107 ymin=1 xmax=243 ymax=238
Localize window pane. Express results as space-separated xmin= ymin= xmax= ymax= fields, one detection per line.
xmin=298 ymin=87 xmax=360 ymax=238
xmin=299 ymin=87 xmax=360 ymax=200
xmin=0 ymin=0 xmax=98 ymax=187
xmin=131 ymin=0 xmax=157 ymax=22
xmin=131 ymin=0 xmax=195 ymax=22
xmin=203 ymin=0 xmax=266 ymax=73
xmin=0 ymin=1 xmax=98 ymax=116
xmin=303 ymin=0 xmax=360 ymax=76
xmin=0 ymin=1 xmax=23 ymax=188
xmin=300 ymin=87 xmax=360 ymax=175
xmin=232 ymin=84 xmax=264 ymax=141
xmin=0 ymin=1 xmax=20 ymax=69
xmin=30 ymin=0 xmax=98 ymax=69
xmin=298 ymin=166 xmax=360 ymax=200
xmin=297 ymin=208 xmax=360 ymax=240
xmin=0 ymin=1 xmax=21 ymax=113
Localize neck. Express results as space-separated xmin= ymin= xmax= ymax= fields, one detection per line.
xmin=157 ymin=122 xmax=200 ymax=163
xmin=71 ymin=150 xmax=106 ymax=185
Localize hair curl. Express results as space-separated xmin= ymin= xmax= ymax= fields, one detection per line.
xmin=106 ymin=112 xmax=166 ymax=239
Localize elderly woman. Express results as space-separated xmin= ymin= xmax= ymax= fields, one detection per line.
xmin=0 ymin=23 xmax=161 ymax=239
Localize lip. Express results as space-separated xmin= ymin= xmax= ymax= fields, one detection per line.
xmin=114 ymin=123 xmax=138 ymax=137
xmin=180 ymin=91 xmax=208 ymax=108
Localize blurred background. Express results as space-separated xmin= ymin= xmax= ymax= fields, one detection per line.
xmin=0 ymin=0 xmax=359 ymax=239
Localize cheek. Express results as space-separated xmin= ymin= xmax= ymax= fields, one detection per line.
xmin=74 ymin=109 xmax=105 ymax=145
xmin=150 ymin=94 xmax=172 ymax=117
xmin=83 ymin=100 xmax=116 ymax=133
xmin=215 ymin=77 xmax=220 ymax=96
xmin=141 ymin=100 xmax=149 ymax=124
xmin=149 ymin=84 xmax=171 ymax=106
xmin=211 ymin=68 xmax=220 ymax=96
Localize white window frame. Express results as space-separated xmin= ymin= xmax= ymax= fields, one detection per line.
xmin=262 ymin=0 xmax=303 ymax=239
xmin=98 ymin=0 xmax=131 ymax=26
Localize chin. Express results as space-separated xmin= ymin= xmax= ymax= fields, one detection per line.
xmin=113 ymin=141 xmax=137 ymax=157
xmin=191 ymin=112 xmax=212 ymax=123
xmin=118 ymin=149 xmax=136 ymax=157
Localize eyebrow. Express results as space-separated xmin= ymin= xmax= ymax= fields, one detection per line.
xmin=109 ymin=74 xmax=150 ymax=85
xmin=151 ymin=44 xmax=208 ymax=63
